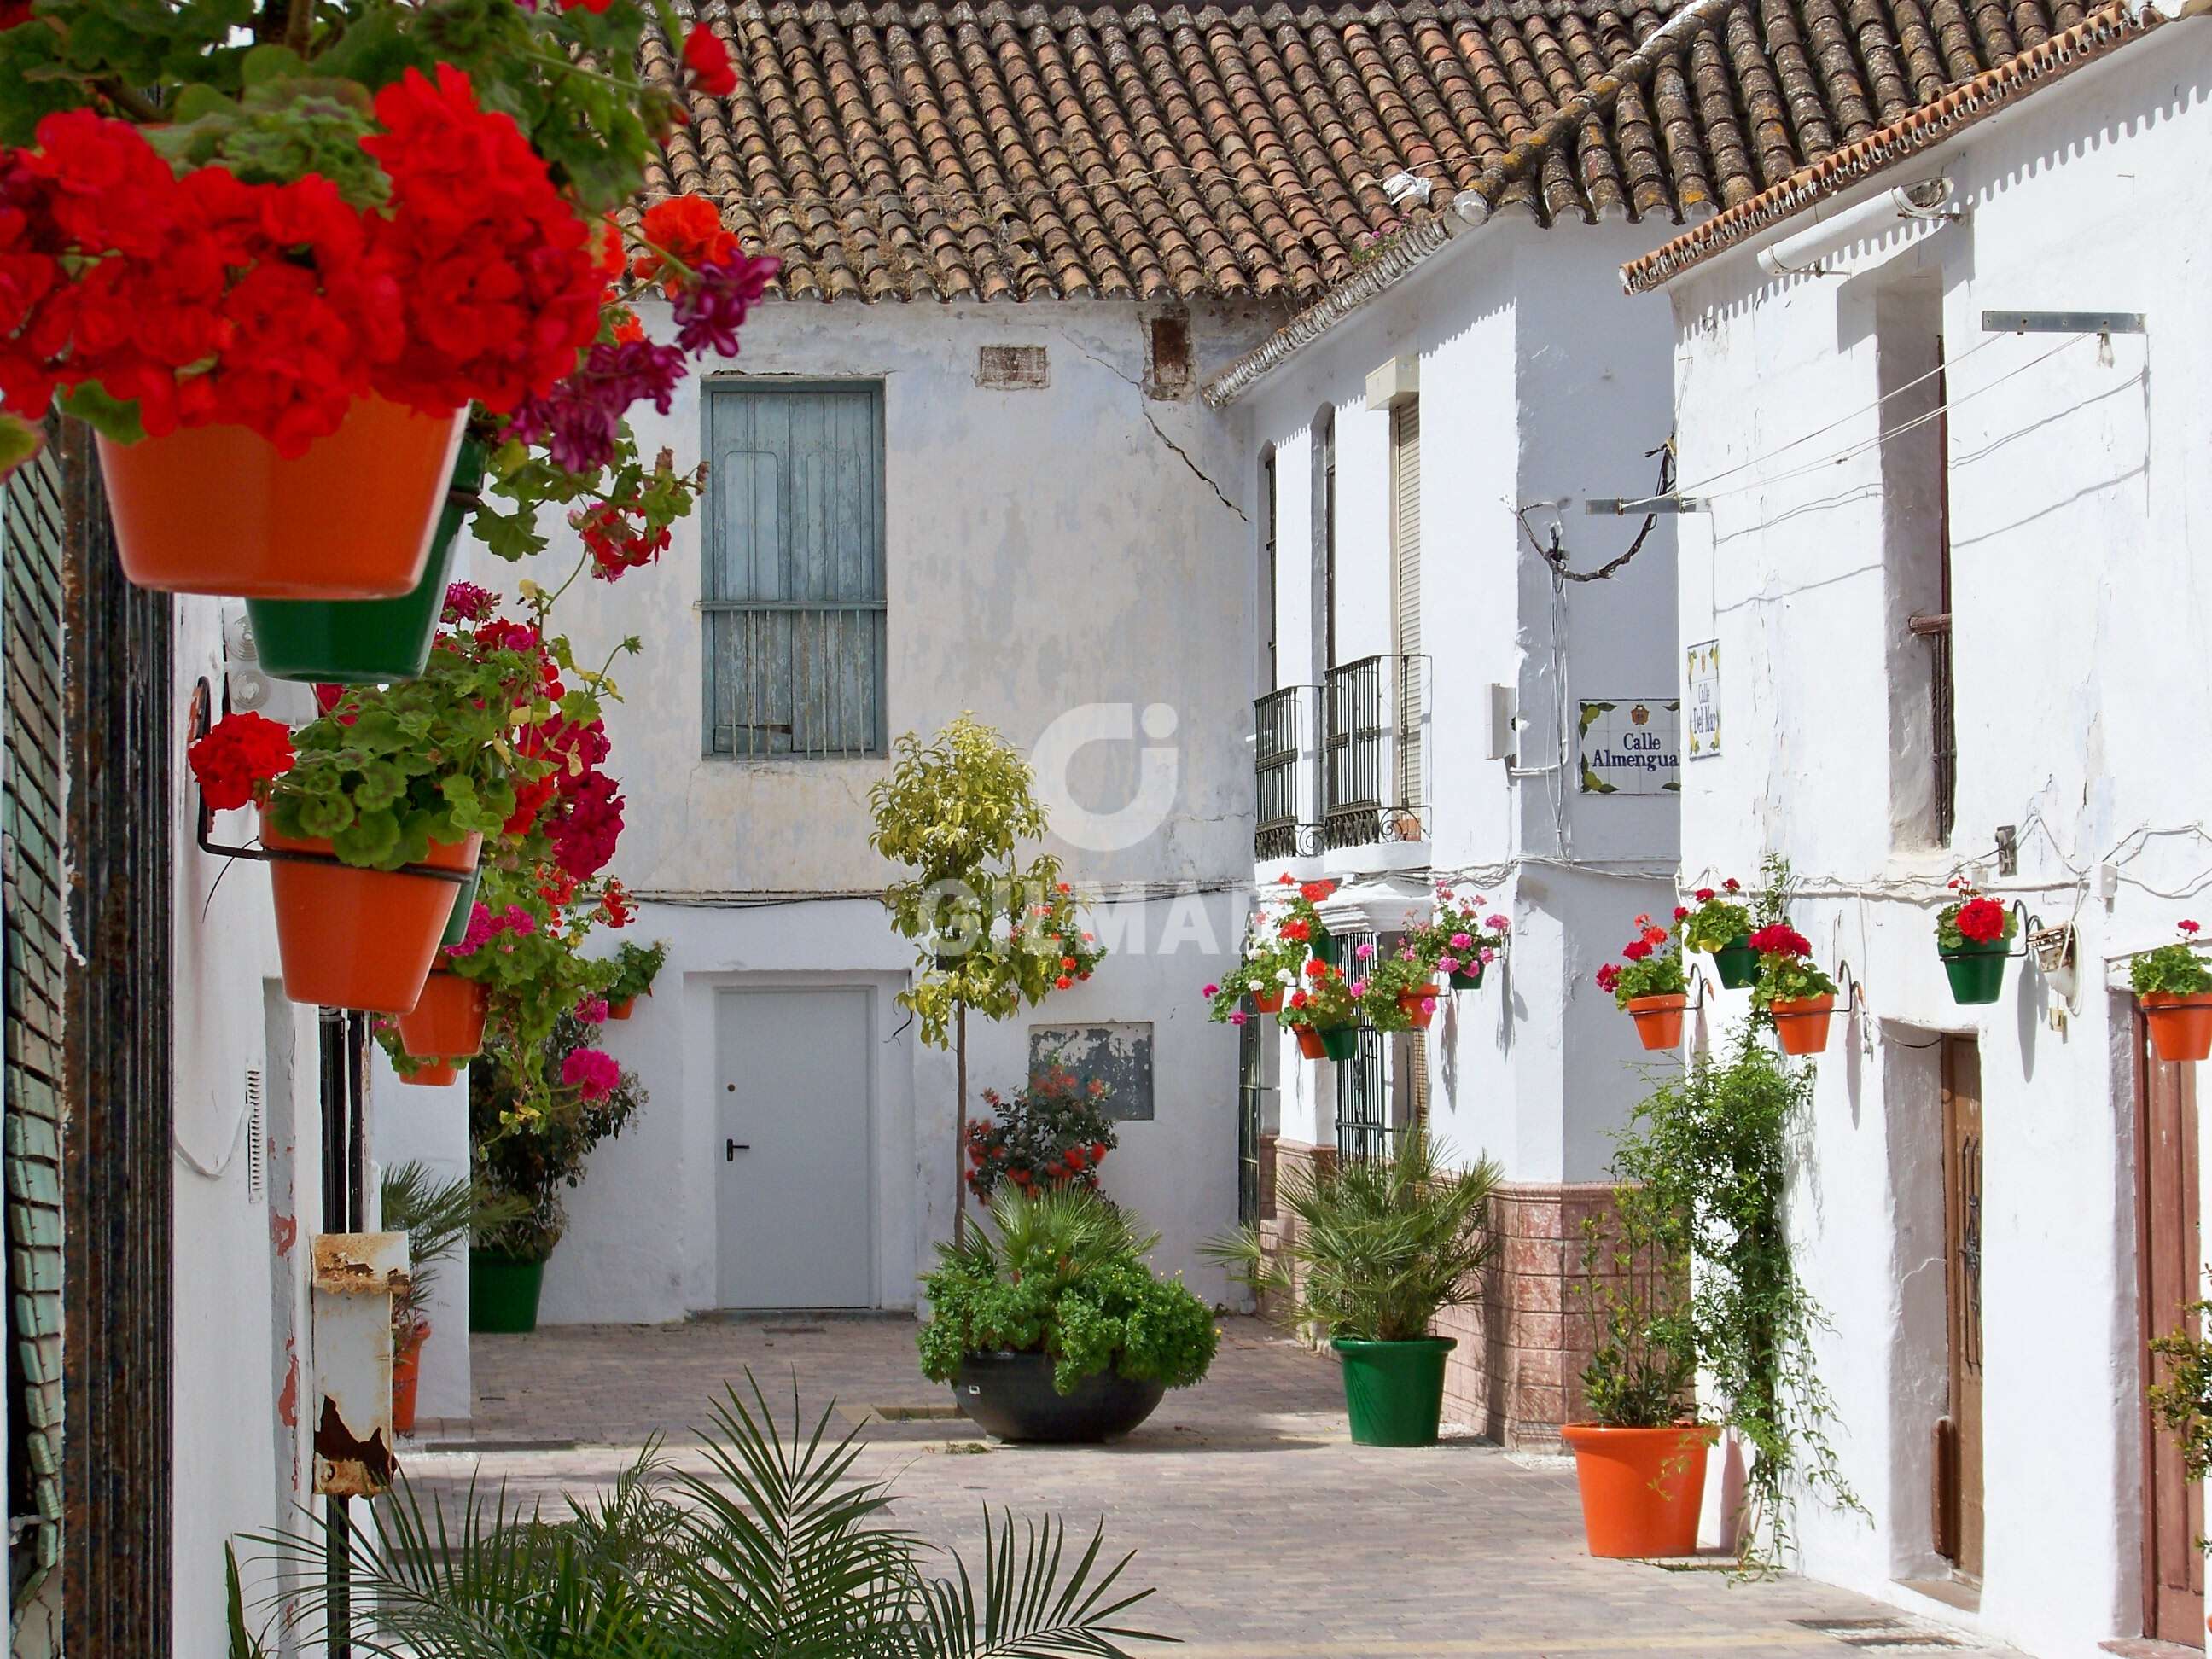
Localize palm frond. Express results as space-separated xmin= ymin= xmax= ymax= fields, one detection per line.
xmin=897 ymin=1511 xmax=1167 ymax=1659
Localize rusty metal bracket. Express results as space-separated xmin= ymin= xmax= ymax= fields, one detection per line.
xmin=188 ymin=677 xmax=470 ymax=885
xmin=311 ymin=1231 xmax=410 ymax=1499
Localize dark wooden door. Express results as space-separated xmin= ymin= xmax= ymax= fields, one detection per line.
xmin=2138 ymin=1018 xmax=2204 ymax=1644
xmin=1936 ymin=1036 xmax=1985 ymax=1580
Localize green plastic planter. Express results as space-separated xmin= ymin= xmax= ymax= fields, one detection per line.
xmin=439 ymin=867 xmax=484 ymax=950
xmin=1333 ymin=1336 xmax=1457 ymax=1447
xmin=1448 ymin=963 xmax=1486 ymax=991
xmin=245 ymin=441 xmax=487 ymax=684
xmin=1941 ymin=937 xmax=2009 ymax=1005
xmin=469 ymin=1250 xmax=547 ymax=1334
xmin=1313 ymin=927 xmax=1340 ymax=969
xmin=1318 ymin=1024 xmax=1360 ymax=1062
xmin=1710 ymin=937 xmax=1759 ymax=990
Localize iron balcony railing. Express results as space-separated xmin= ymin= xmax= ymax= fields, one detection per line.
xmin=1323 ymin=653 xmax=1429 ymax=851
xmin=703 ymin=600 xmax=887 ymax=760
xmin=1253 ymin=684 xmax=1319 ymax=860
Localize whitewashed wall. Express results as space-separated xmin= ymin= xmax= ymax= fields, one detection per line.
xmin=533 ymin=299 xmax=1278 ymax=1320
xmin=1235 ymin=218 xmax=1683 ymax=1181
xmin=169 ymin=595 xmax=325 ymax=1657
xmin=1665 ymin=38 xmax=2212 ymax=1657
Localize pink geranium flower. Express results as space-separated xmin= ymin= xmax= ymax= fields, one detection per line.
xmin=562 ymin=1048 xmax=620 ymax=1103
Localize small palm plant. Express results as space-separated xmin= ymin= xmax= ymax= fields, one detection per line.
xmin=1206 ymin=1119 xmax=1500 ymax=1342
xmin=229 ymin=1377 xmax=1167 ymax=1657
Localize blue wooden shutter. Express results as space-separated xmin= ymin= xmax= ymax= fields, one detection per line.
xmin=704 ymin=385 xmax=885 ymax=757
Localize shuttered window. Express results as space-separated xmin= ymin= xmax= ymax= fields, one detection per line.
xmin=703 ymin=383 xmax=887 ymax=759
xmin=1389 ymin=397 xmax=1422 ymax=806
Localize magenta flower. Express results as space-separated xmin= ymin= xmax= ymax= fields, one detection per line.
xmin=1354 ymin=941 xmax=1375 ymax=961
xmin=1449 ymin=932 xmax=1473 ymax=951
xmin=1202 ymin=982 xmax=1220 ymax=998
xmin=1485 ymin=914 xmax=1510 ymax=932
xmin=562 ymin=1048 xmax=621 ymax=1103
xmin=1348 ymin=980 xmax=1367 ymax=998
xmin=1420 ymin=996 xmax=1436 ymax=1014
xmin=441 ymin=581 xmax=500 ymax=624
xmin=576 ymin=996 xmax=610 ymax=1024
xmin=673 ymin=250 xmax=781 ymax=358
xmin=1481 ymin=947 xmax=1498 ymax=963
xmin=1438 ymin=954 xmax=1462 ymax=974
xmin=1229 ymin=1010 xmax=1248 ymax=1026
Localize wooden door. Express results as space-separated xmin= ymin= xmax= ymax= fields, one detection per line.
xmin=1936 ymin=1036 xmax=1985 ymax=1580
xmin=2138 ymin=1018 xmax=2205 ymax=1644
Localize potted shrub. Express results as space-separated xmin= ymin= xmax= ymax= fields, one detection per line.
xmin=2132 ymin=921 xmax=2212 ymax=1062
xmin=1679 ymin=879 xmax=1755 ymax=989
xmin=1405 ymin=883 xmax=1507 ymax=989
xmin=469 ymin=1012 xmax=646 ymax=1332
xmin=1749 ymin=923 xmax=1838 ymax=1057
xmin=918 ymin=1188 xmax=1216 ymax=1443
xmin=0 ymin=7 xmax=772 ymax=597
xmin=1936 ymin=880 xmax=2014 ymax=1005
xmin=1596 ymin=914 xmax=1690 ymax=1050
xmin=1207 ymin=1122 xmax=1499 ymax=1447
xmin=1278 ymin=958 xmax=1360 ymax=1060
xmin=1362 ymin=944 xmax=1441 ymax=1032
xmin=603 ymin=939 xmax=668 ymax=1020
xmin=379 ymin=1162 xmax=527 ymax=1434
xmin=965 ymin=1063 xmax=1118 ymax=1202
xmin=1564 ymin=1228 xmax=1714 ymax=1557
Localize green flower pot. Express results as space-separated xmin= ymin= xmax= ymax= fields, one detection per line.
xmin=1313 ymin=927 xmax=1340 ymax=969
xmin=246 ymin=440 xmax=486 ymax=684
xmin=1332 ymin=1336 xmax=1457 ymax=1447
xmin=1710 ymin=938 xmax=1759 ymax=990
xmin=1448 ymin=963 xmax=1486 ymax=991
xmin=1318 ymin=1024 xmax=1360 ymax=1062
xmin=1941 ymin=936 xmax=2010 ymax=1005
xmin=469 ymin=1250 xmax=547 ymax=1334
xmin=439 ymin=867 xmax=485 ymax=950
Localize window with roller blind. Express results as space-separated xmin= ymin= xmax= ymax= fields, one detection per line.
xmin=1389 ymin=396 xmax=1422 ymax=807
xmin=702 ymin=382 xmax=887 ymax=760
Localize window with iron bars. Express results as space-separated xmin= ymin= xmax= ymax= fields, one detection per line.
xmin=1323 ymin=655 xmax=1427 ymax=851
xmin=1332 ymin=930 xmax=1392 ymax=1161
xmin=1253 ymin=684 xmax=1314 ymax=860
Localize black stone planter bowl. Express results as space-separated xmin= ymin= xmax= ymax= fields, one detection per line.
xmin=950 ymin=1351 xmax=1166 ymax=1444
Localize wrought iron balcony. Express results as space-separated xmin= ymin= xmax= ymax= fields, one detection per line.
xmin=1322 ymin=654 xmax=1429 ymax=851
xmin=1253 ymin=684 xmax=1320 ymax=860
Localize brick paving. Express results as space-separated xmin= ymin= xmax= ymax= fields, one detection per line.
xmin=405 ymin=1317 xmax=2009 ymax=1659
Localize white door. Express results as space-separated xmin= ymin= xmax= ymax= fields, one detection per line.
xmin=715 ymin=987 xmax=873 ymax=1308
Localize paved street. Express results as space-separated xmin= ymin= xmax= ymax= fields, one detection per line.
xmin=402 ymin=1318 xmax=2010 ymax=1659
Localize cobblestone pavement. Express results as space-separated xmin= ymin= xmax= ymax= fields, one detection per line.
xmin=405 ymin=1317 xmax=2008 ymax=1659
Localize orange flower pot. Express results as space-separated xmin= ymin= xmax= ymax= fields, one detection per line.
xmin=1399 ymin=985 xmax=1440 ymax=1030
xmin=393 ymin=1322 xmax=428 ymax=1435
xmin=1252 ymin=989 xmax=1284 ymax=1015
xmin=1561 ymin=1423 xmax=1718 ymax=1558
xmin=1770 ymin=993 xmax=1835 ymax=1057
xmin=1293 ymin=1026 xmax=1327 ymax=1060
xmin=607 ymin=996 xmax=637 ymax=1021
xmin=261 ymin=810 xmax=480 ymax=1014
xmin=2143 ymin=992 xmax=2212 ymax=1063
xmin=1626 ymin=993 xmax=1687 ymax=1051
xmin=98 ymin=396 xmax=465 ymax=597
xmin=396 ymin=970 xmax=489 ymax=1061
xmin=402 ymin=1061 xmax=461 ymax=1088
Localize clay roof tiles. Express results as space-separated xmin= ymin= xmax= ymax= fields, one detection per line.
xmin=643 ymin=0 xmax=2090 ymax=304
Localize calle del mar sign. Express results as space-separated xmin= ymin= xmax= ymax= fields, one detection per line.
xmin=1578 ymin=698 xmax=1680 ymax=794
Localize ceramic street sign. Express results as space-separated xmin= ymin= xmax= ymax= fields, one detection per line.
xmin=1578 ymin=698 xmax=1681 ymax=795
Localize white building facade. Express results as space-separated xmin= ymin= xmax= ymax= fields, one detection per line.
xmin=1631 ymin=11 xmax=2211 ymax=1650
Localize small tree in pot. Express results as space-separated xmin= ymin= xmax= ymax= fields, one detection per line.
xmin=1206 ymin=1121 xmax=1499 ymax=1446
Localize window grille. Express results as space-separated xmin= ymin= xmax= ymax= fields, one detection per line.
xmin=1334 ymin=931 xmax=1390 ymax=1161
xmin=1254 ymin=685 xmax=1313 ymax=859
xmin=703 ymin=383 xmax=886 ymax=759
xmin=1237 ymin=1016 xmax=1264 ymax=1226
xmin=1323 ymin=655 xmax=1427 ymax=850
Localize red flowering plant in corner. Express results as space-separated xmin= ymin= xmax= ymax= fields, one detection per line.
xmin=0 ymin=0 xmax=777 ymax=587
xmin=1935 ymin=879 xmax=2016 ymax=954
xmin=964 ymin=1063 xmax=1119 ymax=1202
xmin=1593 ymin=913 xmax=1687 ymax=1010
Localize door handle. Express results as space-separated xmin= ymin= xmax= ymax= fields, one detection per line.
xmin=725 ymin=1138 xmax=750 ymax=1161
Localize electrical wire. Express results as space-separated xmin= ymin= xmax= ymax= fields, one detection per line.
xmin=173 ymin=1089 xmax=253 ymax=1180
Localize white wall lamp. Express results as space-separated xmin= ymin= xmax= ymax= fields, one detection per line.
xmin=1756 ymin=177 xmax=1964 ymax=279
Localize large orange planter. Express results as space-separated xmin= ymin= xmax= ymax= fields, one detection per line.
xmin=2143 ymin=992 xmax=2212 ymax=1063
xmin=1561 ymin=1423 xmax=1718 ymax=1558
xmin=1626 ymin=993 xmax=1687 ymax=1051
xmin=1293 ymin=1026 xmax=1327 ymax=1060
xmin=1399 ymin=985 xmax=1441 ymax=1030
xmin=397 ymin=970 xmax=489 ymax=1060
xmin=1770 ymin=993 xmax=1835 ymax=1056
xmin=98 ymin=396 xmax=465 ymax=597
xmin=262 ymin=811 xmax=480 ymax=1013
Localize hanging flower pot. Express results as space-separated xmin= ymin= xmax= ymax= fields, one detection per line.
xmin=608 ymin=996 xmax=638 ymax=1021
xmin=396 ymin=970 xmax=489 ymax=1061
xmin=439 ymin=869 xmax=485 ymax=951
xmin=1448 ymin=963 xmax=1486 ymax=991
xmin=1626 ymin=994 xmax=1687 ymax=1051
xmin=402 ymin=1060 xmax=462 ymax=1088
xmin=262 ymin=812 xmax=480 ymax=1014
xmin=1710 ymin=937 xmax=1759 ymax=989
xmin=1939 ymin=939 xmax=2009 ymax=1005
xmin=1398 ymin=986 xmax=1440 ymax=1030
xmin=1252 ymin=989 xmax=1284 ymax=1015
xmin=1770 ymin=994 xmax=1835 ymax=1056
xmin=100 ymin=397 xmax=466 ymax=598
xmin=243 ymin=440 xmax=488 ymax=682
xmin=1293 ymin=1026 xmax=1327 ymax=1061
xmin=2142 ymin=995 xmax=2212 ymax=1062
xmin=1317 ymin=1024 xmax=1360 ymax=1062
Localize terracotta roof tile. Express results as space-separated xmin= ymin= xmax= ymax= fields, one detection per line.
xmin=646 ymin=0 xmax=2095 ymax=304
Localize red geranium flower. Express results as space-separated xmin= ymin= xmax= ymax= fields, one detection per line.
xmin=1955 ymin=896 xmax=2006 ymax=944
xmin=1748 ymin=923 xmax=1812 ymax=958
xmin=188 ymin=711 xmax=295 ymax=811
xmin=1595 ymin=963 xmax=1621 ymax=993
xmin=1694 ymin=888 xmax=1716 ymax=902
xmin=1622 ymin=940 xmax=1653 ymax=962
xmin=682 ymin=24 xmax=738 ymax=96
